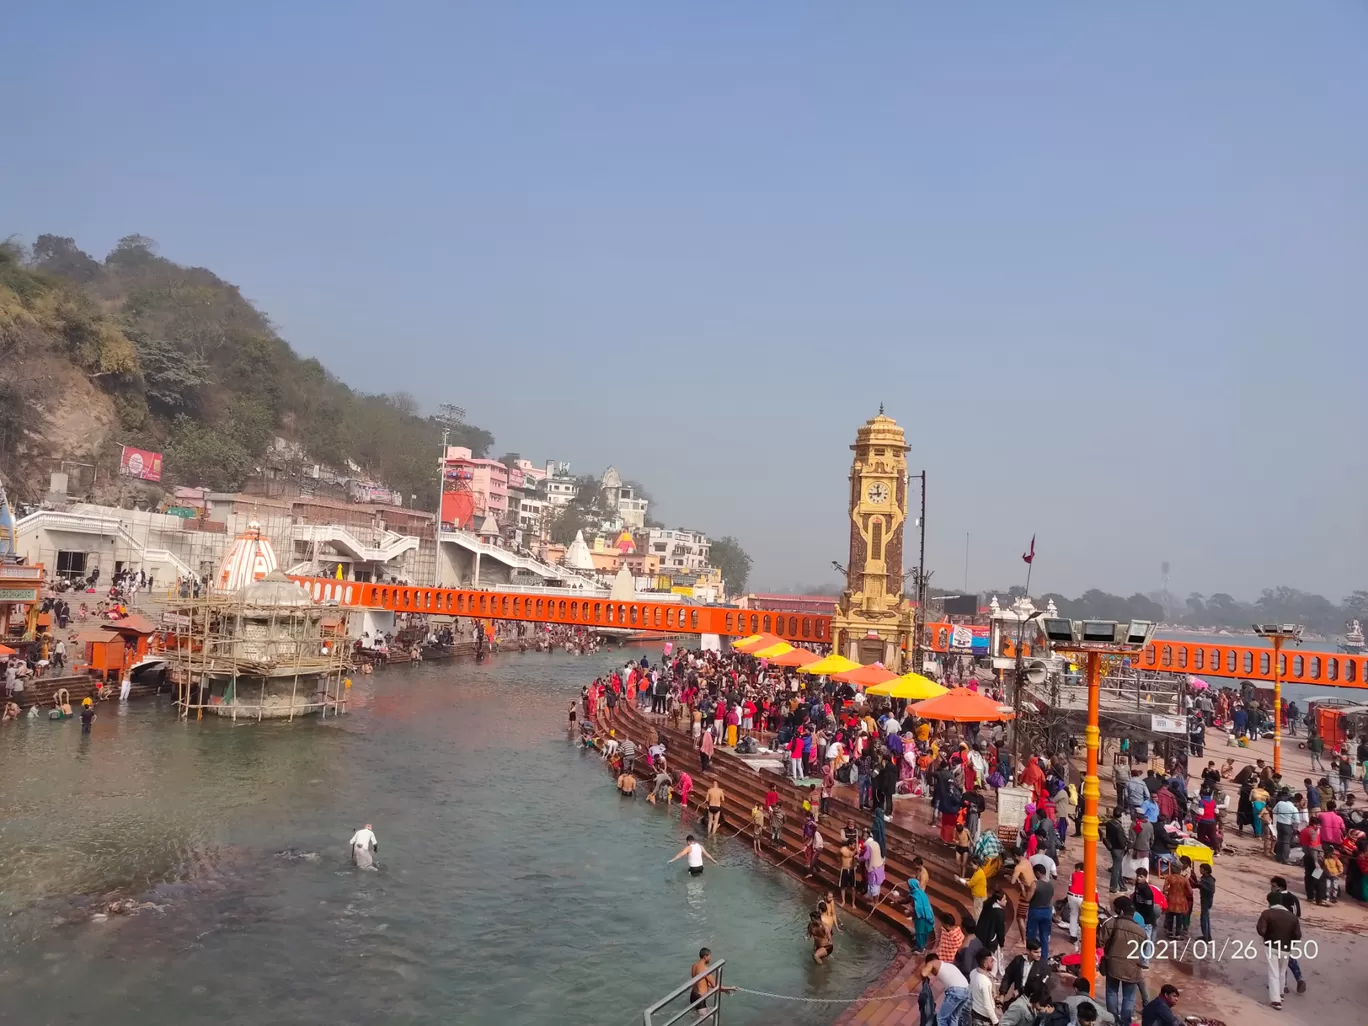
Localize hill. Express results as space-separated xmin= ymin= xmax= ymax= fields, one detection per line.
xmin=0 ymin=234 xmax=492 ymax=504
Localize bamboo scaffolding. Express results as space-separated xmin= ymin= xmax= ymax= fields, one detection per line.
xmin=165 ymin=582 xmax=351 ymax=722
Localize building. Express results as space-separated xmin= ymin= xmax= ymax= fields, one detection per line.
xmin=738 ymin=593 xmax=838 ymax=616
xmin=544 ymin=462 xmax=579 ymax=507
xmin=440 ymin=447 xmax=510 ymax=522
xmin=828 ymin=410 xmax=917 ymax=669
xmin=647 ymin=528 xmax=711 ymax=573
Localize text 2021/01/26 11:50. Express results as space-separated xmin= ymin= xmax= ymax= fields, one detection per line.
xmin=1126 ymin=938 xmax=1319 ymax=961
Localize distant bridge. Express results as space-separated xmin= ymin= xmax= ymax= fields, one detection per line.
xmin=293 ymin=576 xmax=1368 ymax=689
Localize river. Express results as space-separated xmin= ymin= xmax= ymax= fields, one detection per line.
xmin=0 ymin=651 xmax=894 ymax=1025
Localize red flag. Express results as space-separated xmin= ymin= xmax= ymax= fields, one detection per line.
xmin=1022 ymin=535 xmax=1036 ymax=565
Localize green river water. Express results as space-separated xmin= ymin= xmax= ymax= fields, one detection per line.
xmin=0 ymin=650 xmax=894 ymax=1025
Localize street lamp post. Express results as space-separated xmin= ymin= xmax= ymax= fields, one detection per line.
xmin=1253 ymin=623 xmax=1303 ymax=776
xmin=1042 ymin=617 xmax=1157 ymax=995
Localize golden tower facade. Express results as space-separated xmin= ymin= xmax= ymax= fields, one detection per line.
xmin=830 ymin=410 xmax=917 ymax=669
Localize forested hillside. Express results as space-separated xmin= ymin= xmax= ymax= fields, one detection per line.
xmin=0 ymin=234 xmax=491 ymax=504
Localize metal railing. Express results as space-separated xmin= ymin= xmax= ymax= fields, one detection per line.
xmin=643 ymin=961 xmax=726 ymax=1026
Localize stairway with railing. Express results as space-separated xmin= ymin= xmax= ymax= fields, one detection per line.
xmin=16 ymin=508 xmax=196 ymax=579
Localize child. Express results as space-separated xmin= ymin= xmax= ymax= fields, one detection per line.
xmin=953 ymin=821 xmax=972 ymax=875
xmin=1323 ymin=848 xmax=1344 ymax=903
xmin=1259 ymin=803 xmax=1275 ymax=855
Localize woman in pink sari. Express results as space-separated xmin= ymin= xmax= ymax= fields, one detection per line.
xmin=676 ymin=770 xmax=693 ymax=816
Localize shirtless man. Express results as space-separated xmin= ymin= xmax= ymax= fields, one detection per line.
xmin=807 ymin=911 xmax=835 ymax=964
xmin=750 ymin=802 xmax=766 ymax=853
xmin=838 ymin=840 xmax=857 ymax=907
xmin=689 ymin=947 xmax=736 ymax=1018
xmin=1009 ymin=855 xmax=1037 ymax=945
xmin=617 ymin=771 xmax=637 ymax=797
xmin=705 ymin=781 xmax=726 ymax=836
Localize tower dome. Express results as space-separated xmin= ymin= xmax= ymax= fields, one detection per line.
xmin=216 ymin=520 xmax=280 ymax=592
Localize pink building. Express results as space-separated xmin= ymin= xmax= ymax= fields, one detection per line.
xmin=442 ymin=447 xmax=509 ymax=521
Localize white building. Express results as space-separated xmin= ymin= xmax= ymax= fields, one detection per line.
xmin=647 ymin=528 xmax=711 ymax=573
xmin=545 ymin=463 xmax=579 ymax=507
xmin=516 ymin=495 xmax=547 ymax=537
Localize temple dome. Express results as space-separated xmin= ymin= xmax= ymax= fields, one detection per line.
xmin=240 ymin=570 xmax=313 ymax=607
xmin=217 ymin=520 xmax=280 ymax=592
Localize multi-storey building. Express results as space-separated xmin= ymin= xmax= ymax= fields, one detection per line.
xmin=646 ymin=528 xmax=711 ymax=573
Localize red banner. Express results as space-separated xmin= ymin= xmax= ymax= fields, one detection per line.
xmin=119 ymin=445 xmax=164 ymax=482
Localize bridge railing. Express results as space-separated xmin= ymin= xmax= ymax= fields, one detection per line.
xmin=287 ymin=576 xmax=833 ymax=642
xmin=643 ymin=961 xmax=726 ymax=1026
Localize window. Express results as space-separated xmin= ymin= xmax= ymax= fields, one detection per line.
xmin=870 ymin=519 xmax=883 ymax=561
xmin=56 ymin=550 xmax=88 ymax=580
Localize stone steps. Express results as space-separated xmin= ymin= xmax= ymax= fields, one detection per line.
xmin=609 ymin=702 xmax=972 ymax=938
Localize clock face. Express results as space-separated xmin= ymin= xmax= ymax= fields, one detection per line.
xmin=866 ymin=482 xmax=889 ymax=504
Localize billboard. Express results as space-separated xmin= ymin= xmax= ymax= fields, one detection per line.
xmin=941 ymin=594 xmax=979 ymax=617
xmin=119 ymin=445 xmax=163 ymax=482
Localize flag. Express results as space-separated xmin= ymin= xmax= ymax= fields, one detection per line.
xmin=1022 ymin=535 xmax=1036 ymax=565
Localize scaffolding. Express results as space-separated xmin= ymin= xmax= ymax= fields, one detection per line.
xmin=164 ymin=572 xmax=351 ymax=722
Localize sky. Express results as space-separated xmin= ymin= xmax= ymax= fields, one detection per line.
xmin=3 ymin=4 xmax=1365 ymax=602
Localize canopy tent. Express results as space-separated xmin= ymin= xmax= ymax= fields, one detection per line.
xmin=910 ymin=687 xmax=1015 ymax=722
xmin=733 ymin=633 xmax=784 ymax=653
xmin=0 ymin=643 xmax=16 ymax=656
xmin=865 ymin=672 xmax=949 ymax=701
xmin=769 ymin=647 xmax=821 ymax=668
xmin=751 ymin=641 xmax=795 ymax=659
xmin=832 ymin=663 xmax=899 ymax=688
xmin=797 ymin=654 xmax=862 ymax=676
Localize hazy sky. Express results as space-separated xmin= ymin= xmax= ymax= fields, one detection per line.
xmin=4 ymin=4 xmax=1365 ymax=601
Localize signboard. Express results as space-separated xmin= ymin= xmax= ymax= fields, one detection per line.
xmin=119 ymin=445 xmax=163 ymax=482
xmin=996 ymin=786 xmax=1033 ymax=836
xmin=1151 ymin=714 xmax=1189 ymax=734
xmin=508 ymin=468 xmax=525 ymax=489
xmin=0 ymin=587 xmax=39 ymax=603
xmin=949 ymin=624 xmax=990 ymax=654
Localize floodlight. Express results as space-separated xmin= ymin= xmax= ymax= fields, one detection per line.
xmin=1041 ymin=618 xmax=1078 ymax=644
xmin=1123 ymin=620 xmax=1156 ymax=647
xmin=1080 ymin=620 xmax=1120 ymax=644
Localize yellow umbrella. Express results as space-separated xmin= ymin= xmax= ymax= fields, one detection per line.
xmin=751 ymin=641 xmax=795 ymax=659
xmin=797 ymin=654 xmax=862 ymax=676
xmin=733 ymin=632 xmax=784 ymax=653
xmin=866 ymin=672 xmax=949 ymax=700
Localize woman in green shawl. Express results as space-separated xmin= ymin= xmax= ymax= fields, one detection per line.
xmin=905 ymin=877 xmax=935 ymax=951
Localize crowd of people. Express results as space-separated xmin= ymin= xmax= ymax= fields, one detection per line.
xmin=577 ymin=642 xmax=1368 ymax=1023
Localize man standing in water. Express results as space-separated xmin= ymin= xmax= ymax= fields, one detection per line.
xmin=689 ymin=948 xmax=737 ymax=1019
xmin=349 ymin=823 xmax=378 ymax=869
xmin=670 ymin=835 xmax=719 ymax=877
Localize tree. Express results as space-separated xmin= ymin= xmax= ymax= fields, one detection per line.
xmin=709 ymin=536 xmax=752 ymax=596
xmin=129 ymin=332 xmax=211 ymax=412
xmin=31 ymin=235 xmax=102 ymax=283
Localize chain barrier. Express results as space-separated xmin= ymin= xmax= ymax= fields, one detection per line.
xmin=730 ymin=985 xmax=908 ymax=1004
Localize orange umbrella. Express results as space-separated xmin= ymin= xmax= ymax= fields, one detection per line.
xmin=910 ymin=687 xmax=1015 ymax=722
xmin=0 ymin=643 xmax=16 ymax=656
xmin=733 ymin=633 xmax=784 ymax=653
xmin=769 ymin=647 xmax=821 ymax=668
xmin=832 ymin=663 xmax=898 ymax=688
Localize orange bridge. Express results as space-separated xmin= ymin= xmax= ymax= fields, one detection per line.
xmin=295 ymin=577 xmax=1368 ymax=689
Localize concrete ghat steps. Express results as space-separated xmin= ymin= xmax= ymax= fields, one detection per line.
xmin=4 ymin=674 xmax=146 ymax=710
xmin=610 ymin=702 xmax=972 ymax=934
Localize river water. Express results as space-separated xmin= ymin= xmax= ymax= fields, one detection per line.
xmin=0 ymin=651 xmax=894 ymax=1025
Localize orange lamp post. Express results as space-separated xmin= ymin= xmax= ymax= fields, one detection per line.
xmin=1253 ymin=624 xmax=1302 ymax=776
xmin=1045 ymin=617 xmax=1157 ymax=995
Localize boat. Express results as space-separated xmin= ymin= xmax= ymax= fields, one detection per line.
xmin=1339 ymin=619 xmax=1365 ymax=655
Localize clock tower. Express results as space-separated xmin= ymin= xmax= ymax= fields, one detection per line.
xmin=830 ymin=409 xmax=917 ymax=669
